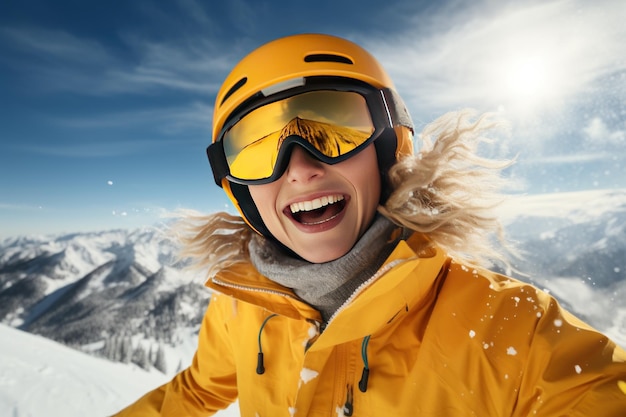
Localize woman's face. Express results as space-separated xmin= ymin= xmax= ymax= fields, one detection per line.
xmin=248 ymin=144 xmax=381 ymax=263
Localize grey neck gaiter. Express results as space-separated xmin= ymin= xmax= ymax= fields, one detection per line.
xmin=248 ymin=215 xmax=404 ymax=322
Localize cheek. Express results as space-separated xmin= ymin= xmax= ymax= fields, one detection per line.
xmin=359 ymin=168 xmax=381 ymax=220
xmin=367 ymin=173 xmax=381 ymax=208
xmin=346 ymin=148 xmax=381 ymax=215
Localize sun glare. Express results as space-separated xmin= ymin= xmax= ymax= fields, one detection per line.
xmin=505 ymin=57 xmax=547 ymax=97
xmin=496 ymin=53 xmax=558 ymax=113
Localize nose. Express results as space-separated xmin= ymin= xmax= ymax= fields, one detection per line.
xmin=285 ymin=146 xmax=325 ymax=184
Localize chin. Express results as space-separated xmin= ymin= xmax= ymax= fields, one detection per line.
xmin=296 ymin=244 xmax=353 ymax=264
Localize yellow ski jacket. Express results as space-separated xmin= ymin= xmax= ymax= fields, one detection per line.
xmin=114 ymin=233 xmax=626 ymax=416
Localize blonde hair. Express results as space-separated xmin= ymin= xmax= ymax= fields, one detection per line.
xmin=380 ymin=109 xmax=514 ymax=269
xmin=172 ymin=110 xmax=515 ymax=276
xmin=170 ymin=210 xmax=252 ymax=277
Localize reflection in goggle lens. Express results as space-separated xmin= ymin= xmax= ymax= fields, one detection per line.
xmin=222 ymin=90 xmax=375 ymax=181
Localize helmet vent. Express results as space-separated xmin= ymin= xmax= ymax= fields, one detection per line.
xmin=221 ymin=77 xmax=248 ymax=106
xmin=304 ymin=54 xmax=353 ymax=65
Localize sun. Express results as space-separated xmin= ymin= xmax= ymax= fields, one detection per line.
xmin=505 ymin=57 xmax=548 ymax=98
xmin=496 ymin=53 xmax=558 ymax=113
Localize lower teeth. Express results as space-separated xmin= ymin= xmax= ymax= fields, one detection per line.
xmin=300 ymin=210 xmax=341 ymax=225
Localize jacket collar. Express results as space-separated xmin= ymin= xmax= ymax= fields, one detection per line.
xmin=205 ymin=233 xmax=448 ymax=337
xmin=313 ymin=234 xmax=447 ymax=349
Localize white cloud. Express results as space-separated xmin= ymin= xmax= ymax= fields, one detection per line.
xmin=51 ymin=101 xmax=213 ymax=133
xmin=176 ymin=0 xmax=217 ymax=27
xmin=524 ymin=152 xmax=620 ymax=165
xmin=351 ymin=0 xmax=626 ymax=175
xmin=583 ymin=117 xmax=625 ymax=145
xmin=1 ymin=27 xmax=113 ymax=65
xmin=0 ymin=24 xmax=233 ymax=96
xmin=362 ymin=0 xmax=626 ymax=118
xmin=18 ymin=139 xmax=176 ymax=158
xmin=0 ymin=203 xmax=44 ymax=211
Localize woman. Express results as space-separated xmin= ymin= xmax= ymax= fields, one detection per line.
xmin=114 ymin=33 xmax=626 ymax=416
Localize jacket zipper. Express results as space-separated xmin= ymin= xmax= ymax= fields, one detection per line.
xmin=342 ymin=340 xmax=362 ymax=416
xmin=326 ymin=258 xmax=410 ymax=326
xmin=343 ymin=384 xmax=354 ymax=416
xmin=210 ymin=276 xmax=300 ymax=300
xmin=333 ymin=258 xmax=415 ymax=416
xmin=335 ymin=344 xmax=354 ymax=416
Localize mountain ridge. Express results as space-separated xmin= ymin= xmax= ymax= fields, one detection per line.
xmin=0 ymin=226 xmax=209 ymax=373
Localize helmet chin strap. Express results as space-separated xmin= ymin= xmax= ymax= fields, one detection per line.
xmin=229 ymin=182 xmax=302 ymax=258
xmin=229 ymin=182 xmax=270 ymax=237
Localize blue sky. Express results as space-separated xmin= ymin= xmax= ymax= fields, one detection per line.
xmin=1 ymin=0 xmax=625 ymax=239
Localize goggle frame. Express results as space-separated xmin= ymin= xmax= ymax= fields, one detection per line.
xmin=207 ymin=77 xmax=405 ymax=186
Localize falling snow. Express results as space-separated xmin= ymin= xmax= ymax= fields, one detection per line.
xmin=469 ymin=330 xmax=476 ymax=338
xmin=300 ymin=368 xmax=319 ymax=384
xmin=574 ymin=365 xmax=582 ymax=374
xmin=302 ymin=324 xmax=318 ymax=348
xmin=507 ymin=346 xmax=518 ymax=356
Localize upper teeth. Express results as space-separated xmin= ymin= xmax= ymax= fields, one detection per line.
xmin=290 ymin=195 xmax=344 ymax=214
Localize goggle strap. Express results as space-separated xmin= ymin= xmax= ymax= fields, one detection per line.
xmin=207 ymin=142 xmax=229 ymax=187
xmin=380 ymin=90 xmax=394 ymax=128
xmin=383 ymin=88 xmax=414 ymax=131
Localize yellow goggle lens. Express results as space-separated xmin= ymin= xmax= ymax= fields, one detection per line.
xmin=222 ymin=90 xmax=374 ymax=181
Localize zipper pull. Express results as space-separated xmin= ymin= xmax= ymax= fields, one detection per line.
xmin=343 ymin=384 xmax=354 ymax=416
xmin=256 ymin=352 xmax=265 ymax=375
xmin=358 ymin=367 xmax=370 ymax=392
xmin=319 ymin=321 xmax=327 ymax=333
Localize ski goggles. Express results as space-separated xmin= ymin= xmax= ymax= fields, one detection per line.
xmin=207 ymin=78 xmax=410 ymax=186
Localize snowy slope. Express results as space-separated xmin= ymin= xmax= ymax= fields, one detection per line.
xmin=0 ymin=324 xmax=240 ymax=416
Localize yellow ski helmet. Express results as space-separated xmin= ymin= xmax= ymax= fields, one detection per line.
xmin=207 ymin=33 xmax=414 ymax=236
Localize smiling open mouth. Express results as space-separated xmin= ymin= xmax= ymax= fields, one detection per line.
xmin=288 ymin=195 xmax=346 ymax=225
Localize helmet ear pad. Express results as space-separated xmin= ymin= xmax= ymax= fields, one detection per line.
xmin=229 ymin=182 xmax=272 ymax=238
xmin=378 ymin=125 xmax=414 ymax=202
xmin=229 ymin=181 xmax=300 ymax=257
xmin=374 ymin=127 xmax=401 ymax=204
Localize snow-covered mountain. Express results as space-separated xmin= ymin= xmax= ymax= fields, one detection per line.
xmin=0 ymin=226 xmax=210 ymax=374
xmin=498 ymin=189 xmax=626 ymax=348
xmin=1 ymin=189 xmax=625 ymax=416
